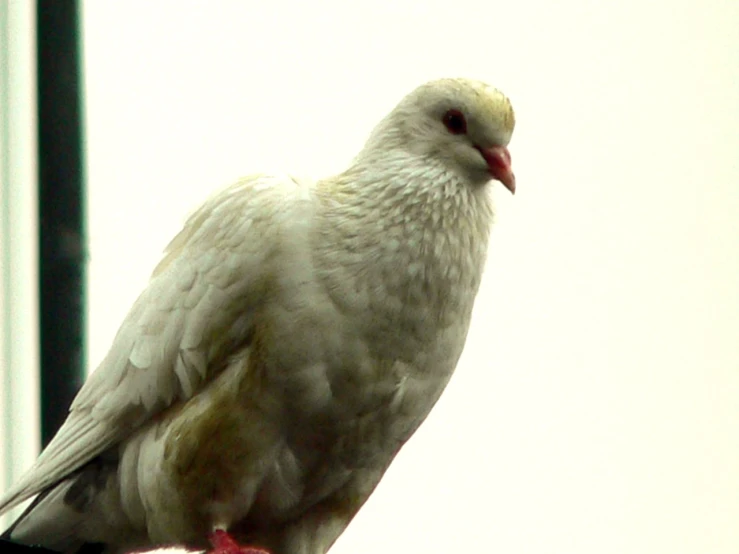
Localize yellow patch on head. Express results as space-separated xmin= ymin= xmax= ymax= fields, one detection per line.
xmin=436 ymin=77 xmax=515 ymax=135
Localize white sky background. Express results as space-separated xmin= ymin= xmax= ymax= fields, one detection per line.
xmin=82 ymin=1 xmax=739 ymax=553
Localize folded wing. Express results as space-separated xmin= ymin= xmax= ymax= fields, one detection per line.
xmin=0 ymin=173 xmax=307 ymax=514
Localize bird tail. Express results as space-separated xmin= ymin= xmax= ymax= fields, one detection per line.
xmin=2 ymin=480 xmax=90 ymax=553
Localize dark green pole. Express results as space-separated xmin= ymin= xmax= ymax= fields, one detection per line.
xmin=37 ymin=0 xmax=86 ymax=447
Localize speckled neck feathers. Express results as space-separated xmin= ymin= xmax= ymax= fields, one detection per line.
xmin=314 ymin=150 xmax=494 ymax=330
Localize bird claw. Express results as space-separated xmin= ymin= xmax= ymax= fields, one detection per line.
xmin=208 ymin=529 xmax=270 ymax=554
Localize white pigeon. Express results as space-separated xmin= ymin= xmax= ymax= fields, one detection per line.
xmin=0 ymin=78 xmax=516 ymax=554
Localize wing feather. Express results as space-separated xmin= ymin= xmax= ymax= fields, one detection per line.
xmin=0 ymin=173 xmax=307 ymax=513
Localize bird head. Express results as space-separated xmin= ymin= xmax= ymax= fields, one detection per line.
xmin=364 ymin=78 xmax=516 ymax=193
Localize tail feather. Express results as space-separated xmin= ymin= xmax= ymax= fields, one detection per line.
xmin=3 ymin=480 xmax=87 ymax=553
xmin=1 ymin=457 xmax=145 ymax=554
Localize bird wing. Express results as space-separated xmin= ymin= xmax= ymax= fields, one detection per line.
xmin=0 ymin=173 xmax=309 ymax=513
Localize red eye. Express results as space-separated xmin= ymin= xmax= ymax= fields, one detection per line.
xmin=442 ymin=109 xmax=467 ymax=135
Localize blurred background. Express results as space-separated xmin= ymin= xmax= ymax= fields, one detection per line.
xmin=2 ymin=1 xmax=739 ymax=553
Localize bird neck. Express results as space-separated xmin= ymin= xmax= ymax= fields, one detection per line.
xmin=313 ymin=152 xmax=494 ymax=324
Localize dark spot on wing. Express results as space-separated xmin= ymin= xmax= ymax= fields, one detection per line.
xmin=63 ymin=455 xmax=117 ymax=513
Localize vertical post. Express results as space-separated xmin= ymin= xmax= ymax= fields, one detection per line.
xmin=36 ymin=0 xmax=86 ymax=446
xmin=0 ymin=0 xmax=40 ymax=527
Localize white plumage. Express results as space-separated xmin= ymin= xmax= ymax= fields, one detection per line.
xmin=0 ymin=78 xmax=515 ymax=554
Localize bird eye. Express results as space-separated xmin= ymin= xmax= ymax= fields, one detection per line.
xmin=442 ymin=109 xmax=467 ymax=135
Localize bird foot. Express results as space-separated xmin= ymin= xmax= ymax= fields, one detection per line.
xmin=208 ymin=529 xmax=270 ymax=554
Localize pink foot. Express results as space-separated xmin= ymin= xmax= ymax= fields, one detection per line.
xmin=208 ymin=529 xmax=270 ymax=554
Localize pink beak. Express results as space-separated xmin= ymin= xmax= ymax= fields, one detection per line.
xmin=477 ymin=145 xmax=516 ymax=194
